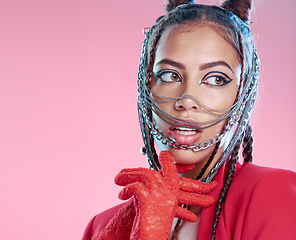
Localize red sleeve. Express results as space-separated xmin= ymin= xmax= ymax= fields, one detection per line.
xmin=241 ymin=169 xmax=296 ymax=240
xmin=82 ymin=215 xmax=97 ymax=240
xmin=81 ymin=203 xmax=126 ymax=240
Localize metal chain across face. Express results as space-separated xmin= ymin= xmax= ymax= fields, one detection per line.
xmin=138 ymin=33 xmax=259 ymax=153
xmin=137 ymin=4 xmax=260 ymax=170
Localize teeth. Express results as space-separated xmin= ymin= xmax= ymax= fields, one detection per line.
xmin=174 ymin=128 xmax=198 ymax=135
xmin=176 ymin=127 xmax=195 ymax=131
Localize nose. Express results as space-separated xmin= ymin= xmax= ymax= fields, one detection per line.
xmin=175 ymin=95 xmax=200 ymax=112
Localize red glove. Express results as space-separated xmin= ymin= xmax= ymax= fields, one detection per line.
xmin=93 ymin=151 xmax=216 ymax=240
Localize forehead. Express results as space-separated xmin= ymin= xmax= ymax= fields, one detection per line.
xmin=155 ymin=23 xmax=241 ymax=66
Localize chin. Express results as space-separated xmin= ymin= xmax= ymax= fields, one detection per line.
xmin=156 ymin=133 xmax=223 ymax=167
xmin=157 ymin=139 xmax=215 ymax=165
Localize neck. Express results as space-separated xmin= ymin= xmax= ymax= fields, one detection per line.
xmin=180 ymin=145 xmax=224 ymax=180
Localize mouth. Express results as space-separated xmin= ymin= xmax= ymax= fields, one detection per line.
xmin=172 ymin=126 xmax=200 ymax=136
xmin=169 ymin=124 xmax=202 ymax=146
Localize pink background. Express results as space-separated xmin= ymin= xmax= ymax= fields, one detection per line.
xmin=0 ymin=0 xmax=295 ymax=239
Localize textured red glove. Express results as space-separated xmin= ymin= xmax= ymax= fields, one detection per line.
xmin=93 ymin=151 xmax=216 ymax=240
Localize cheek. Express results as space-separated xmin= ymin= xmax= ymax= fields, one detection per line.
xmin=225 ymin=86 xmax=238 ymax=106
xmin=200 ymin=92 xmax=236 ymax=111
xmin=152 ymin=113 xmax=170 ymax=151
xmin=150 ymin=80 xmax=182 ymax=100
xmin=212 ymin=85 xmax=239 ymax=110
xmin=202 ymin=119 xmax=225 ymax=140
xmin=149 ymin=77 xmax=159 ymax=93
xmin=152 ymin=112 xmax=171 ymax=136
xmin=153 ymin=113 xmax=164 ymax=129
xmin=213 ymin=120 xmax=226 ymax=135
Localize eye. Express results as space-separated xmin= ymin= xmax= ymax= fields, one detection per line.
xmin=153 ymin=70 xmax=182 ymax=83
xmin=206 ymin=76 xmax=227 ymax=86
xmin=201 ymin=71 xmax=232 ymax=87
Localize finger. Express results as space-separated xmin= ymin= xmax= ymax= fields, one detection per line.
xmin=115 ymin=168 xmax=164 ymax=189
xmin=180 ymin=178 xmax=217 ymax=193
xmin=174 ymin=206 xmax=198 ymax=222
xmin=175 ymin=163 xmax=196 ymax=174
xmin=158 ymin=151 xmax=179 ymax=189
xmin=177 ymin=191 xmax=216 ymax=207
xmin=118 ymin=182 xmax=149 ymax=201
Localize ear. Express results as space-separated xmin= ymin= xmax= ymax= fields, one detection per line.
xmin=165 ymin=0 xmax=195 ymax=12
xmin=221 ymin=0 xmax=252 ymax=23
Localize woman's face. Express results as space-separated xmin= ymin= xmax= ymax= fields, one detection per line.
xmin=149 ymin=24 xmax=241 ymax=174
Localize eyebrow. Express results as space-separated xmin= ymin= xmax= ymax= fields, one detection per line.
xmin=155 ymin=59 xmax=234 ymax=73
xmin=200 ymin=61 xmax=233 ymax=73
xmin=154 ymin=59 xmax=186 ymax=70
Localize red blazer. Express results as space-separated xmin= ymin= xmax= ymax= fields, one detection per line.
xmin=82 ymin=162 xmax=296 ymax=240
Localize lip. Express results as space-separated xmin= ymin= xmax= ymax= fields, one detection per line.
xmin=178 ymin=118 xmax=200 ymax=127
xmin=168 ymin=118 xmax=202 ymax=146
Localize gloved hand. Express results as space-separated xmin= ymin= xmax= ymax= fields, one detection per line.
xmin=93 ymin=151 xmax=216 ymax=240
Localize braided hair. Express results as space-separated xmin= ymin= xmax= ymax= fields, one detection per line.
xmin=137 ymin=0 xmax=258 ymax=239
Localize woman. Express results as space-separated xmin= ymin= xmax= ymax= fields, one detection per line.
xmin=83 ymin=0 xmax=296 ymax=239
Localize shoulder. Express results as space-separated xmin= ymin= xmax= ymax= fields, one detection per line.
xmin=226 ymin=163 xmax=296 ymax=239
xmin=82 ymin=202 xmax=127 ymax=240
xmin=232 ymin=162 xmax=296 ymax=198
xmin=229 ymin=162 xmax=296 ymax=212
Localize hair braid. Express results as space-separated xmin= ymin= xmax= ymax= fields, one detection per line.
xmin=145 ymin=20 xmax=166 ymax=82
xmin=242 ymin=124 xmax=253 ymax=163
xmin=141 ymin=19 xmax=168 ymax=170
xmin=210 ymin=141 xmax=241 ymax=239
xmin=140 ymin=109 xmax=159 ymax=170
xmin=196 ymin=141 xmax=220 ymax=180
xmin=148 ymin=113 xmax=161 ymax=169
xmin=170 ymin=218 xmax=182 ymax=240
